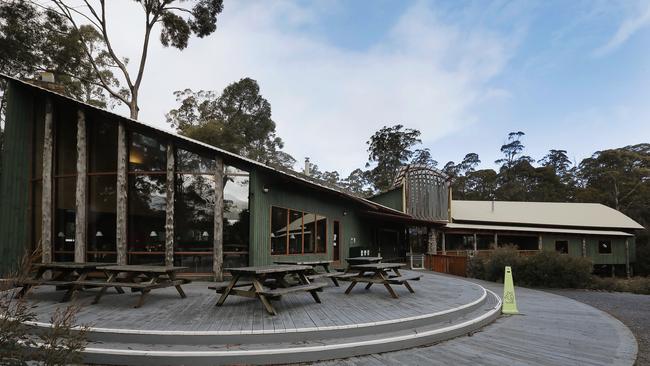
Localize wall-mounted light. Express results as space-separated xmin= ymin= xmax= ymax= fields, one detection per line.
xmin=262 ymin=187 xmax=269 ymax=193
xmin=202 ymin=231 xmax=209 ymax=238
xmin=149 ymin=231 xmax=158 ymax=238
xmin=343 ymin=210 xmax=348 ymax=216
xmin=57 ymin=232 xmax=65 ymax=238
xmin=95 ymin=231 xmax=104 ymax=237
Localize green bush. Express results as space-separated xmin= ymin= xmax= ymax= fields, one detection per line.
xmin=468 ymin=248 xmax=592 ymax=288
xmin=517 ymin=251 xmax=592 ymax=288
xmin=482 ymin=246 xmax=522 ymax=283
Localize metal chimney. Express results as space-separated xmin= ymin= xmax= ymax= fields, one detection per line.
xmin=304 ymin=157 xmax=311 ymax=176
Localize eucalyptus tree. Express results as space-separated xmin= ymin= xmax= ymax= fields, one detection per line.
xmin=365 ymin=124 xmax=422 ymax=192
xmin=49 ymin=0 xmax=225 ymax=119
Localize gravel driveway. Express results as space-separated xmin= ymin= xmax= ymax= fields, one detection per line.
xmin=547 ymin=290 xmax=650 ymax=366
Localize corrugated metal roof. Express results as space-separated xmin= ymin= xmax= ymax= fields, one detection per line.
xmin=0 ymin=73 xmax=410 ymax=217
xmin=451 ymin=200 xmax=644 ymax=230
xmin=445 ymin=223 xmax=634 ymax=237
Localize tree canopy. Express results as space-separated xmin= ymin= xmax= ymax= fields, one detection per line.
xmin=166 ymin=78 xmax=296 ymax=169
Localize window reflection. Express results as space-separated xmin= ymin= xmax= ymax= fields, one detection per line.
xmin=88 ymin=117 xmax=117 ymax=172
xmin=128 ymin=174 xmax=166 ymax=265
xmin=88 ymin=175 xmax=117 ymax=263
xmin=129 ymin=132 xmax=167 ymax=172
xmin=224 ymin=172 xmax=249 ymax=268
xmin=270 ymin=206 xmax=327 ymax=255
xmin=54 ymin=177 xmax=76 ymax=262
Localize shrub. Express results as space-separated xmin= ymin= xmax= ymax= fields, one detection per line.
xmin=589 ymin=276 xmax=650 ymax=295
xmin=517 ymin=251 xmax=592 ymax=288
xmin=482 ymin=245 xmax=522 ymax=282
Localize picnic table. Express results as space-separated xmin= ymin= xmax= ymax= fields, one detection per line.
xmin=75 ymin=265 xmax=190 ymax=308
xmin=14 ymin=262 xmax=118 ymax=301
xmin=215 ymin=265 xmax=326 ymax=315
xmin=344 ymin=263 xmax=421 ymax=299
xmin=345 ymin=256 xmax=382 ymax=265
xmin=273 ymin=260 xmax=339 ymax=286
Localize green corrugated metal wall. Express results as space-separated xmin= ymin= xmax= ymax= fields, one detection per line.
xmin=368 ymin=187 xmax=403 ymax=212
xmin=540 ymin=234 xmax=633 ymax=264
xmin=248 ymin=169 xmax=372 ymax=266
xmin=0 ymin=82 xmax=35 ymax=276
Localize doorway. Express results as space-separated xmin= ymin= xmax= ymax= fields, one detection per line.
xmin=333 ymin=221 xmax=341 ymax=262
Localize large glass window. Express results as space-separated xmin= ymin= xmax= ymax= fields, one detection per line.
xmin=127 ymin=132 xmax=167 ymax=265
xmin=223 ymin=167 xmax=249 ymax=268
xmin=87 ymin=117 xmax=118 ymax=263
xmin=53 ymin=177 xmax=76 ymax=261
xmin=555 ymin=240 xmax=569 ymax=254
xmin=270 ymin=206 xmax=326 ymax=255
xmin=174 ymin=149 xmax=216 ymax=273
xmin=53 ymin=105 xmax=77 ymax=261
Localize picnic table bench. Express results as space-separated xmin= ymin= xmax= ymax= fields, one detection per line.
xmin=273 ymin=260 xmax=339 ymax=287
xmin=345 ymin=263 xmax=421 ymax=299
xmin=345 ymin=257 xmax=382 ymax=266
xmin=14 ymin=262 xmax=118 ymax=301
xmin=85 ymin=265 xmax=190 ymax=308
xmin=214 ymin=265 xmax=326 ymax=315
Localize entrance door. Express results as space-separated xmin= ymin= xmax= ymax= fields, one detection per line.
xmin=333 ymin=221 xmax=341 ymax=261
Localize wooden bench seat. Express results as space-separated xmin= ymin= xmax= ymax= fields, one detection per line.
xmin=209 ymin=279 xmax=276 ymax=293
xmin=307 ymin=272 xmax=340 ymax=280
xmin=17 ymin=279 xmax=74 ymax=286
xmin=73 ymin=279 xmax=189 ymax=290
xmin=259 ymin=283 xmax=326 ymax=297
xmin=387 ymin=274 xmax=422 ymax=284
xmin=333 ymin=273 xmax=358 ymax=279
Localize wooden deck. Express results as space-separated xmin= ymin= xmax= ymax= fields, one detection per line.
xmin=22 ymin=270 xmax=484 ymax=332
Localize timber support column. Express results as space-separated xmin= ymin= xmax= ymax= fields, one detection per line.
xmin=165 ymin=143 xmax=175 ymax=266
xmin=427 ymin=228 xmax=437 ymax=255
xmin=213 ymin=156 xmax=225 ymax=281
xmin=74 ymin=109 xmax=87 ymax=262
xmin=41 ymin=97 xmax=54 ymax=263
xmin=581 ymin=238 xmax=586 ymax=257
xmin=494 ymin=233 xmax=498 ymax=248
xmin=473 ymin=233 xmax=478 ymax=252
xmin=441 ymin=232 xmax=446 ymax=255
xmin=538 ymin=234 xmax=543 ymax=251
xmin=116 ymin=121 xmax=128 ymax=265
xmin=625 ymin=238 xmax=630 ymax=279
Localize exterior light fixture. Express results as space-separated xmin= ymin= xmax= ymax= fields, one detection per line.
xmin=290 ymin=234 xmax=296 ymax=240
xmin=57 ymin=232 xmax=65 ymax=238
xmin=202 ymin=231 xmax=209 ymax=238
xmin=95 ymin=231 xmax=104 ymax=237
xmin=343 ymin=210 xmax=348 ymax=216
xmin=263 ymin=187 xmax=269 ymax=193
xmin=150 ymin=231 xmax=158 ymax=238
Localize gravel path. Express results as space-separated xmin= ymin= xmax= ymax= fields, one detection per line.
xmin=547 ymin=290 xmax=650 ymax=366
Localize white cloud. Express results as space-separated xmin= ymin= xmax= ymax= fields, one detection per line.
xmin=101 ymin=0 xmax=518 ymax=175
xmin=593 ymin=0 xmax=650 ymax=56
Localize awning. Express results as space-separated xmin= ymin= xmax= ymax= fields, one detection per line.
xmin=360 ymin=211 xmax=448 ymax=226
xmin=443 ymin=223 xmax=634 ymax=237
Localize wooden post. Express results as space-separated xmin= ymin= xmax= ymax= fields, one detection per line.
xmin=74 ymin=109 xmax=87 ymax=263
xmin=494 ymin=233 xmax=498 ymax=248
xmin=427 ymin=228 xmax=437 ymax=255
xmin=581 ymin=238 xmax=586 ymax=257
xmin=538 ymin=234 xmax=543 ymax=251
xmin=213 ymin=156 xmax=224 ymax=281
xmin=441 ymin=232 xmax=446 ymax=255
xmin=116 ymin=121 xmax=128 ymax=265
xmin=41 ymin=97 xmax=54 ymax=263
xmin=625 ymin=238 xmax=630 ymax=279
xmin=165 ymin=143 xmax=175 ymax=266
xmin=473 ymin=233 xmax=478 ymax=252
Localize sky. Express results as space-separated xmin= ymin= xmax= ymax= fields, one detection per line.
xmin=82 ymin=0 xmax=650 ymax=175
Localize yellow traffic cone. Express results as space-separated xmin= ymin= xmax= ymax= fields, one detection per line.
xmin=502 ymin=266 xmax=519 ymax=315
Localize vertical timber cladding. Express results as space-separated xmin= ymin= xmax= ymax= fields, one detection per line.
xmin=404 ymin=167 xmax=449 ymax=221
xmin=0 ymin=82 xmax=36 ymax=275
xmin=248 ymin=169 xmax=371 ymax=266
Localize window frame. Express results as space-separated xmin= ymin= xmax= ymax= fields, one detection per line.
xmin=270 ymin=205 xmax=327 ymax=256
xmin=554 ymin=240 xmax=569 ymax=254
xmin=598 ymin=240 xmax=612 ymax=255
